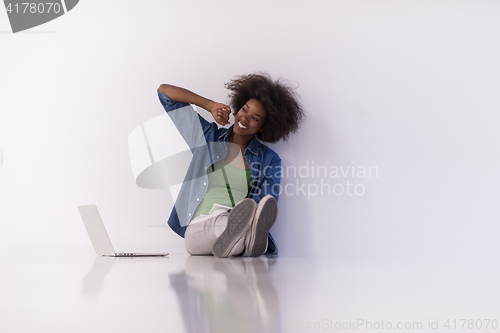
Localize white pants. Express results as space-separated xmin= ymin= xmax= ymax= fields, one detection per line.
xmin=185 ymin=208 xmax=268 ymax=256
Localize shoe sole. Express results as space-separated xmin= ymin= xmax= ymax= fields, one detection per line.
xmin=247 ymin=196 xmax=278 ymax=257
xmin=212 ymin=198 xmax=256 ymax=258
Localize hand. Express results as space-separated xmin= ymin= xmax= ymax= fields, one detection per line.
xmin=210 ymin=102 xmax=231 ymax=126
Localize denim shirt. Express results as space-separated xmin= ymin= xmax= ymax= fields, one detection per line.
xmin=158 ymin=89 xmax=280 ymax=254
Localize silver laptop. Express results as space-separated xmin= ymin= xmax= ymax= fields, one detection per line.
xmin=77 ymin=204 xmax=168 ymax=257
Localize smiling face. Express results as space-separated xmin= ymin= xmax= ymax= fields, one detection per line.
xmin=233 ymin=99 xmax=266 ymax=138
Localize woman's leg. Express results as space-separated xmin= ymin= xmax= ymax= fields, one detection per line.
xmin=185 ymin=206 xmax=250 ymax=256
xmin=185 ymin=196 xmax=275 ymax=257
xmin=245 ymin=195 xmax=277 ymax=257
xmin=212 ymin=199 xmax=256 ymax=258
xmin=184 ymin=208 xmax=229 ymax=255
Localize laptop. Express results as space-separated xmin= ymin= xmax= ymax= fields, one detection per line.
xmin=77 ymin=204 xmax=168 ymax=257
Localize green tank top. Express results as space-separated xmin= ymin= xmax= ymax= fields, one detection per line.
xmin=192 ymin=159 xmax=252 ymax=220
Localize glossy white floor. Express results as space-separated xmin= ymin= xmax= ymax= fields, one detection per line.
xmin=1 ymin=243 xmax=499 ymax=333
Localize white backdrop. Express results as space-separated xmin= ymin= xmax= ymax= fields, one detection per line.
xmin=1 ymin=0 xmax=499 ymax=262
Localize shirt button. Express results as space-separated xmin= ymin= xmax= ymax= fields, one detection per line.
xmin=205 ymin=167 xmax=207 ymax=169
xmin=189 ymin=213 xmax=191 ymax=216
xmin=196 ymin=198 xmax=200 ymax=201
xmin=204 ymin=183 xmax=206 ymax=186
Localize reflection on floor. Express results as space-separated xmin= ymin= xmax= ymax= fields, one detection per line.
xmin=169 ymin=256 xmax=281 ymax=333
xmin=1 ymin=249 xmax=499 ymax=333
xmin=79 ymin=255 xmax=281 ymax=333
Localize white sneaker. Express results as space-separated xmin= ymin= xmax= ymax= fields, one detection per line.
xmin=212 ymin=198 xmax=256 ymax=258
xmin=246 ymin=195 xmax=278 ymax=257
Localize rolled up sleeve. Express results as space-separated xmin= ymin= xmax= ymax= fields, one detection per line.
xmin=157 ymin=89 xmax=212 ymax=150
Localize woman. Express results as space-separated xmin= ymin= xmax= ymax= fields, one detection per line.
xmin=158 ymin=73 xmax=304 ymax=257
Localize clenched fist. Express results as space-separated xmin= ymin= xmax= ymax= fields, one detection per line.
xmin=210 ymin=102 xmax=231 ymax=126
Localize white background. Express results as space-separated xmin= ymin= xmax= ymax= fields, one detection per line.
xmin=1 ymin=0 xmax=499 ymax=263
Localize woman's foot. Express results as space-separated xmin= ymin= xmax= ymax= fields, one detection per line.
xmin=246 ymin=195 xmax=278 ymax=257
xmin=212 ymin=198 xmax=256 ymax=258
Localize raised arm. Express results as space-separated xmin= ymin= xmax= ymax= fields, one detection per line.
xmin=158 ymin=84 xmax=231 ymax=126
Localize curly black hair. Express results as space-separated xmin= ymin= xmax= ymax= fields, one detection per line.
xmin=224 ymin=72 xmax=304 ymax=143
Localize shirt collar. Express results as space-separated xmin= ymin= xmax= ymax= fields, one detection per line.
xmin=219 ymin=125 xmax=261 ymax=157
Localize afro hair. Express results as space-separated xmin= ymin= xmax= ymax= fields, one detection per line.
xmin=225 ymin=72 xmax=304 ymax=143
